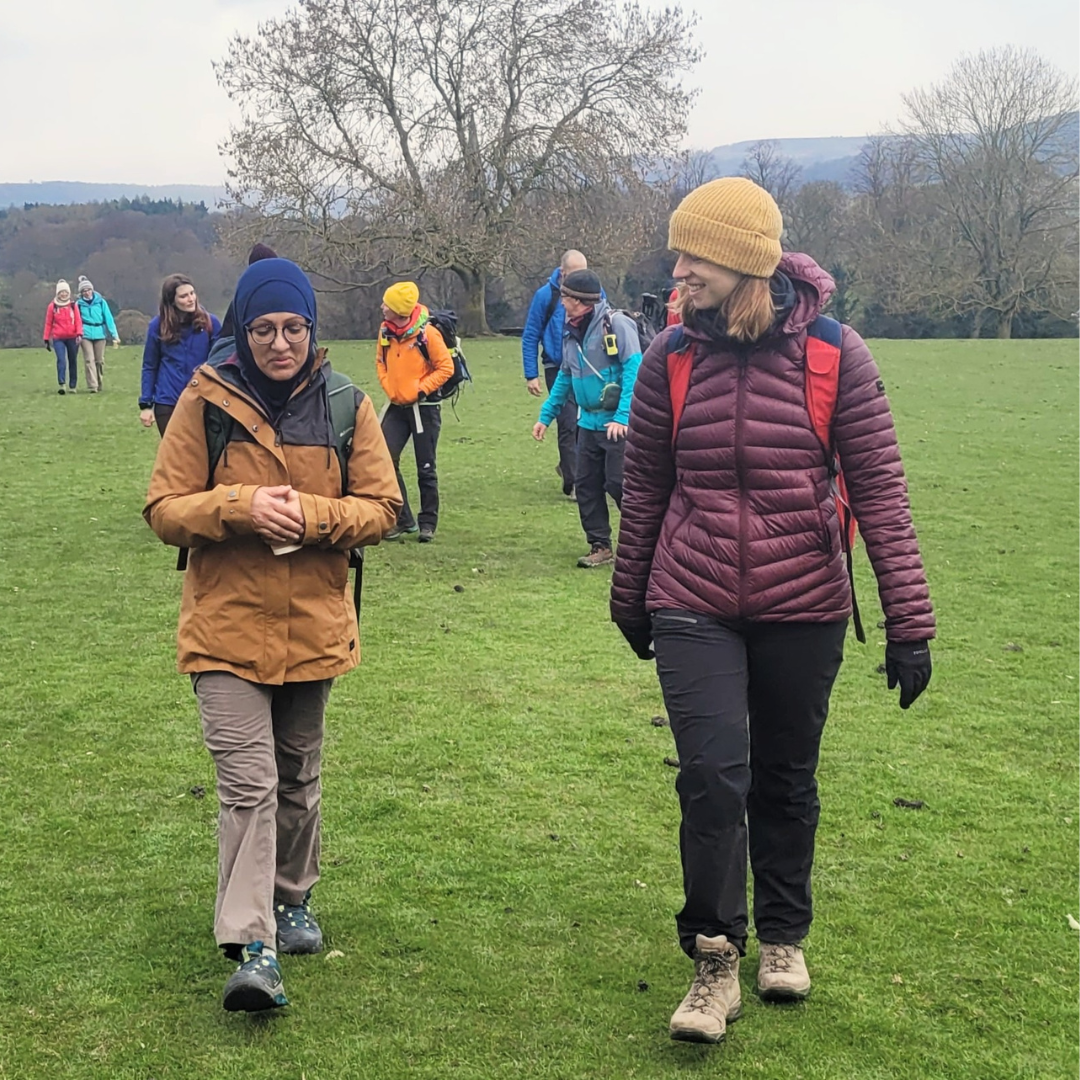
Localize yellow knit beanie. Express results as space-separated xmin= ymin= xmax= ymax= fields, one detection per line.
xmin=668 ymin=177 xmax=783 ymax=279
xmin=383 ymin=281 xmax=420 ymax=317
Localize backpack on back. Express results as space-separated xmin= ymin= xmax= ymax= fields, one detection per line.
xmin=416 ymin=309 xmax=472 ymax=404
xmin=665 ymin=315 xmax=865 ymax=643
xmin=601 ymin=305 xmax=658 ymax=358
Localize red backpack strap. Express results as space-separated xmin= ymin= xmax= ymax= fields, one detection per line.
xmin=804 ymin=314 xmax=843 ymax=453
xmin=666 ymin=326 xmax=693 ymax=445
xmin=805 ymin=314 xmax=866 ymax=644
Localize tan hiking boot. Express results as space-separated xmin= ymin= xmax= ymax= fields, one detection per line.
xmin=669 ymin=934 xmax=742 ymax=1043
xmin=757 ymin=942 xmax=811 ymax=1001
xmin=577 ymin=543 xmax=614 ymax=568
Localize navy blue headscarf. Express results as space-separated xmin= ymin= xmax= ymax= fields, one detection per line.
xmin=232 ymin=258 xmax=318 ymax=417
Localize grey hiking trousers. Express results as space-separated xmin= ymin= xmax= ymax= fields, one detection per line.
xmin=192 ymin=672 xmax=332 ymax=950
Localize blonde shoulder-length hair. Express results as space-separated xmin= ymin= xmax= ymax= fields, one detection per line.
xmin=669 ymin=275 xmax=776 ymax=344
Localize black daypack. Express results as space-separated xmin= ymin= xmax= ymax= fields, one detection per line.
xmin=600 ymin=306 xmax=658 ymax=358
xmin=178 ymin=368 xmax=367 ymax=621
xmin=416 ymin=310 xmax=472 ymax=404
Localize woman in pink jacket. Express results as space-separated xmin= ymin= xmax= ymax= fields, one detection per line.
xmin=611 ymin=178 xmax=934 ymax=1045
xmin=43 ymin=280 xmax=84 ymax=394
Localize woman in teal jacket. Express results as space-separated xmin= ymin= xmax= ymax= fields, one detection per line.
xmin=532 ymin=270 xmax=642 ymax=568
xmin=76 ymin=277 xmax=119 ymax=393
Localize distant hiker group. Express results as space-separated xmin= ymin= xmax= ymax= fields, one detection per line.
xmin=42 ymin=276 xmax=120 ymax=393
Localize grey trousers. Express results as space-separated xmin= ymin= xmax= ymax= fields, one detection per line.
xmin=192 ymin=672 xmax=332 ymax=949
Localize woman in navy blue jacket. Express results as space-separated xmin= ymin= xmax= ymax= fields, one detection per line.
xmin=140 ymin=274 xmax=221 ymax=435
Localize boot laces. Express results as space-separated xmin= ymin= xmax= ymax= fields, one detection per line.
xmin=761 ymin=943 xmax=801 ymax=974
xmin=685 ymin=949 xmax=737 ymax=1013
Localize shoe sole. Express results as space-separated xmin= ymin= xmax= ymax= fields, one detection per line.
xmin=669 ymin=1003 xmax=742 ymax=1043
xmin=222 ymin=976 xmax=287 ymax=1012
xmin=577 ymin=559 xmax=614 ymax=569
xmin=757 ymin=984 xmax=810 ymax=1002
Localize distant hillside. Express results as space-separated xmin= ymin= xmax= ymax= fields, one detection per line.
xmin=706 ymin=135 xmax=873 ymax=187
xmin=0 ymin=182 xmax=226 ymax=209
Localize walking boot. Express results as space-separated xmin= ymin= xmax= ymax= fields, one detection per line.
xmin=757 ymin=942 xmax=811 ymax=1001
xmin=669 ymin=934 xmax=742 ymax=1043
xmin=384 ymin=523 xmax=419 ymax=541
xmin=275 ymin=893 xmax=323 ymax=955
xmin=222 ymin=942 xmax=288 ymax=1012
xmin=576 ymin=543 xmax=614 ymax=569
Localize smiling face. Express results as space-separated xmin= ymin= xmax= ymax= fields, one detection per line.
xmin=246 ymin=311 xmax=311 ymax=381
xmin=173 ymin=283 xmax=198 ymax=313
xmin=79 ymin=285 xmax=93 ymax=299
xmin=56 ymin=287 xmax=71 ymax=303
xmin=672 ymin=253 xmax=743 ymax=310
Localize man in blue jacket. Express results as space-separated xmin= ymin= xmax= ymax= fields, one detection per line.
xmin=522 ymin=249 xmax=588 ymax=496
xmin=532 ymin=269 xmax=642 ymax=568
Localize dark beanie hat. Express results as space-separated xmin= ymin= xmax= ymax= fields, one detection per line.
xmin=561 ymin=269 xmax=602 ymax=304
xmin=248 ymin=243 xmax=278 ymax=264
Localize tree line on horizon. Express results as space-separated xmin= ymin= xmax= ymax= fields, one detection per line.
xmin=0 ymin=2 xmax=1075 ymax=348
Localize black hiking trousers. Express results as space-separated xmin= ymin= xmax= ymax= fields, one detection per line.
xmin=381 ymin=403 xmax=442 ymax=533
xmin=650 ymin=609 xmax=847 ymax=956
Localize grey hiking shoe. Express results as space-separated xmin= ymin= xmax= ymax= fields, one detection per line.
xmin=757 ymin=942 xmax=811 ymax=1001
xmin=384 ymin=523 xmax=419 ymax=541
xmin=669 ymin=934 xmax=742 ymax=1043
xmin=222 ymin=942 xmax=288 ymax=1012
xmin=577 ymin=543 xmax=614 ymax=569
xmin=418 ymin=526 xmax=435 ymax=543
xmin=275 ymin=894 xmax=323 ymax=955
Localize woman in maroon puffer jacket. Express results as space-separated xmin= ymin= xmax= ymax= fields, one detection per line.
xmin=610 ymin=178 xmax=934 ymax=1045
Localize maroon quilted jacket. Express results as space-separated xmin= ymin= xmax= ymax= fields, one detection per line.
xmin=610 ymin=253 xmax=935 ymax=643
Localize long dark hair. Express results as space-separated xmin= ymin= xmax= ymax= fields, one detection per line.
xmin=158 ymin=274 xmax=213 ymax=343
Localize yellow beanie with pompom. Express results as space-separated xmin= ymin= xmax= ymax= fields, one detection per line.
xmin=668 ymin=177 xmax=783 ymax=279
xmin=383 ymin=281 xmax=420 ymax=317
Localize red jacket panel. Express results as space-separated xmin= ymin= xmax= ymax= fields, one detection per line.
xmin=610 ymin=253 xmax=935 ymax=643
xmin=44 ymin=302 xmax=83 ymax=341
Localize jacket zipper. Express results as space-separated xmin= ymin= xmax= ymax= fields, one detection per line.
xmin=735 ymin=346 xmax=750 ymax=616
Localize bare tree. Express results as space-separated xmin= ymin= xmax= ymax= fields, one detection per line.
xmin=216 ymin=0 xmax=699 ymax=334
xmin=739 ymin=140 xmax=802 ymax=219
xmin=901 ymin=46 xmax=1079 ymax=337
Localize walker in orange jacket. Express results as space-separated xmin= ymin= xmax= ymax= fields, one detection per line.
xmin=375 ymin=304 xmax=454 ymax=406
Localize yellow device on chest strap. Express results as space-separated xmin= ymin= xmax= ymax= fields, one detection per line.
xmin=604 ymin=332 xmax=618 ymax=356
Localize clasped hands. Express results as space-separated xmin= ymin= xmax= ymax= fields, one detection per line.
xmin=250 ymin=485 xmax=306 ymax=546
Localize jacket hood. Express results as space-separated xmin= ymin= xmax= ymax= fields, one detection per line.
xmin=548 ymin=267 xmax=562 ymax=288
xmin=776 ymin=252 xmax=835 ymax=336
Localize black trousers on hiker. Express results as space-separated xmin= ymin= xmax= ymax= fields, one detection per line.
xmin=544 ymin=363 xmax=577 ymax=490
xmin=381 ymin=402 xmax=442 ymax=533
xmin=575 ymin=427 xmax=624 ymax=548
xmin=650 ymin=609 xmax=847 ymax=957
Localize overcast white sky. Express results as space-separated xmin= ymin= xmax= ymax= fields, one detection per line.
xmin=2 ymin=0 xmax=1076 ymax=185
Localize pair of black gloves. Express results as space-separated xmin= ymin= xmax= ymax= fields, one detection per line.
xmin=616 ymin=622 xmax=932 ymax=710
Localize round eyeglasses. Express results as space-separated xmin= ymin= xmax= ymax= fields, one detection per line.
xmin=245 ymin=320 xmax=312 ymax=345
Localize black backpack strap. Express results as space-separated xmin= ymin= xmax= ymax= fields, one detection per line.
xmin=178 ymin=400 xmax=234 ymax=571
xmin=324 ymin=368 xmax=358 ymax=493
xmin=542 ymin=282 xmax=560 ymax=329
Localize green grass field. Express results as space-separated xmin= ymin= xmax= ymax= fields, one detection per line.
xmin=0 ymin=337 xmax=1076 ymax=1080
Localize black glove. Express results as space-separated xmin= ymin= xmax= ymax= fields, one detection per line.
xmin=885 ymin=641 xmax=932 ymax=709
xmin=44 ymin=340 xmax=52 ymax=352
xmin=617 ymin=621 xmax=654 ymax=661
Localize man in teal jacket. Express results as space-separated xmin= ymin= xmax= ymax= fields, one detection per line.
xmin=532 ymin=269 xmax=642 ymax=568
xmin=76 ymin=277 xmax=119 ymax=393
